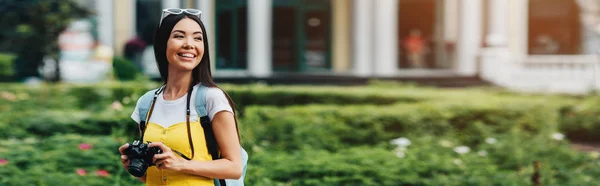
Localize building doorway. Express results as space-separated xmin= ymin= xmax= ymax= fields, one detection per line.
xmin=528 ymin=0 xmax=581 ymax=54
xmin=272 ymin=0 xmax=331 ymax=72
xmin=398 ymin=0 xmax=447 ymax=69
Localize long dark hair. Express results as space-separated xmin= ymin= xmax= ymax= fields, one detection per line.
xmin=153 ymin=13 xmax=241 ymax=143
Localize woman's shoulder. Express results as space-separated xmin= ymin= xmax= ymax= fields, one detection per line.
xmin=204 ymin=86 xmax=226 ymax=99
xmin=135 ymin=88 xmax=160 ymax=105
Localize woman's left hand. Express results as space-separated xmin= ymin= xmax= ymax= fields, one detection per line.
xmin=149 ymin=142 xmax=187 ymax=171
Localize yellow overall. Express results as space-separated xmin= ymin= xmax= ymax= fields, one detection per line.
xmin=143 ymin=118 xmax=214 ymax=186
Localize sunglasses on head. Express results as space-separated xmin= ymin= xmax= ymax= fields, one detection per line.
xmin=159 ymin=8 xmax=202 ymax=27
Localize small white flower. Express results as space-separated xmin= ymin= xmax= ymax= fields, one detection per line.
xmin=453 ymin=159 xmax=462 ymax=165
xmin=454 ymin=146 xmax=470 ymax=154
xmin=485 ymin=138 xmax=497 ymax=144
xmin=393 ymin=147 xmax=407 ymax=158
xmin=390 ymin=137 xmax=411 ymax=147
xmin=395 ymin=151 xmax=406 ymax=158
xmin=478 ymin=150 xmax=488 ymax=157
xmin=552 ymin=133 xmax=565 ymax=141
xmin=439 ymin=140 xmax=453 ymax=148
xmin=111 ymin=101 xmax=123 ymax=111
xmin=122 ymin=97 xmax=131 ymax=104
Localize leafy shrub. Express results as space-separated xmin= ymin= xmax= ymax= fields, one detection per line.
xmin=241 ymin=98 xmax=561 ymax=152
xmin=113 ymin=57 xmax=139 ymax=81
xmin=0 ymin=53 xmax=16 ymax=81
xmin=0 ymin=135 xmax=142 ymax=186
xmin=559 ymin=97 xmax=600 ymax=141
xmin=2 ymin=82 xmax=600 ymax=186
xmin=245 ymin=133 xmax=600 ymax=186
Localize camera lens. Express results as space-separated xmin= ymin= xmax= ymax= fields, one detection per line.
xmin=128 ymin=158 xmax=148 ymax=177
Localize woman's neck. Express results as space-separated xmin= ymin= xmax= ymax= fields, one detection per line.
xmin=163 ymin=71 xmax=193 ymax=101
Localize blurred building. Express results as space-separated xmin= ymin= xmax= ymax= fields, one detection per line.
xmin=82 ymin=0 xmax=600 ymax=93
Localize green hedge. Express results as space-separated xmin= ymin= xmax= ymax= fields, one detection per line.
xmin=0 ymin=53 xmax=15 ymax=81
xmin=1 ymin=82 xmax=488 ymax=111
xmin=112 ymin=57 xmax=139 ymax=81
xmin=0 ymin=135 xmax=142 ymax=186
xmin=240 ymin=97 xmax=562 ymax=152
xmin=246 ymin=133 xmax=600 ymax=186
xmin=2 ymin=133 xmax=598 ymax=186
xmin=559 ymin=97 xmax=600 ymax=141
xmin=2 ymin=82 xmax=600 ymax=185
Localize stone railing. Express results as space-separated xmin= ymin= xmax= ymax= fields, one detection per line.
xmin=480 ymin=50 xmax=600 ymax=94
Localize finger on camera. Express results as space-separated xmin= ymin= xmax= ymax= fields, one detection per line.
xmin=118 ymin=143 xmax=129 ymax=154
xmin=154 ymin=159 xmax=165 ymax=167
xmin=149 ymin=142 xmax=170 ymax=152
xmin=153 ymin=153 xmax=165 ymax=163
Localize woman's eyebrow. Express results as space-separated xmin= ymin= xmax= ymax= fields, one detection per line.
xmin=172 ymin=30 xmax=203 ymax=35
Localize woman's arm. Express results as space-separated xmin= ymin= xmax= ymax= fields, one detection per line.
xmin=151 ymin=111 xmax=242 ymax=179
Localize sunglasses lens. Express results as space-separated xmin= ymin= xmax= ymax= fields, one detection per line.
xmin=185 ymin=9 xmax=201 ymax=14
xmin=166 ymin=8 xmax=183 ymax=13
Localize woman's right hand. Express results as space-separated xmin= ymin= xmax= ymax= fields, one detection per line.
xmin=118 ymin=143 xmax=130 ymax=169
xmin=119 ymin=143 xmax=147 ymax=183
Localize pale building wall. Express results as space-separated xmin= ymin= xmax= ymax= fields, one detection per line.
xmin=331 ymin=0 xmax=352 ymax=73
xmin=113 ymin=0 xmax=136 ymax=57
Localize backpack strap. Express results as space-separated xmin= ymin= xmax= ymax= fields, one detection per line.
xmin=195 ymin=85 xmax=220 ymax=160
xmin=196 ymin=85 xmax=248 ymax=186
xmin=138 ymin=89 xmax=158 ymax=139
xmin=195 ymin=85 xmax=228 ymax=186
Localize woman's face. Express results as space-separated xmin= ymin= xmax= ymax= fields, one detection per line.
xmin=165 ymin=17 xmax=204 ymax=71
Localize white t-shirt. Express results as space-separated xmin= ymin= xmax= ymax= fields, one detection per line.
xmin=131 ymin=85 xmax=234 ymax=128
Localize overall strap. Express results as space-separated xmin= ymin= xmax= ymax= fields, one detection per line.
xmin=138 ymin=89 xmax=158 ymax=139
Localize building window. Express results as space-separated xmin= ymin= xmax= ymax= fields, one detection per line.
xmin=215 ymin=0 xmax=248 ymax=70
xmin=136 ymin=0 xmax=162 ymax=46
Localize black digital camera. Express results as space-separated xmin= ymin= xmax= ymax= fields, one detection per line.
xmin=124 ymin=140 xmax=162 ymax=177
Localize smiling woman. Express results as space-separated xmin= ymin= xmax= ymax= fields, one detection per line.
xmin=117 ymin=8 xmax=247 ymax=186
xmin=165 ymin=19 xmax=205 ymax=73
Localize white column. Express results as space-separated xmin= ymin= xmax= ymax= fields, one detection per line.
xmin=444 ymin=0 xmax=459 ymax=68
xmin=95 ymin=0 xmax=113 ymax=48
xmin=162 ymin=0 xmax=181 ymax=9
xmin=481 ymin=0 xmax=510 ymax=83
xmin=508 ymin=0 xmax=528 ymax=59
xmin=486 ymin=0 xmax=508 ymax=46
xmin=434 ymin=0 xmax=445 ymax=68
xmin=353 ymin=0 xmax=373 ymax=77
xmin=130 ymin=0 xmax=137 ymax=36
xmin=444 ymin=0 xmax=459 ymax=42
xmin=248 ymin=0 xmax=272 ymax=77
xmin=456 ymin=0 xmax=482 ymax=76
xmin=196 ymin=0 xmax=216 ymax=71
xmin=373 ymin=0 xmax=399 ymax=77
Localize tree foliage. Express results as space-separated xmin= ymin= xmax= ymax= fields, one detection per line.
xmin=0 ymin=0 xmax=91 ymax=80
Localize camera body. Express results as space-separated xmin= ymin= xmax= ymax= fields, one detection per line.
xmin=124 ymin=140 xmax=162 ymax=177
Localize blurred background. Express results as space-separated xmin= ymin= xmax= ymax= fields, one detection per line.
xmin=2 ymin=0 xmax=600 ymax=185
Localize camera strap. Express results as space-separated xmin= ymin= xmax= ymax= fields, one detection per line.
xmin=141 ymin=84 xmax=194 ymax=160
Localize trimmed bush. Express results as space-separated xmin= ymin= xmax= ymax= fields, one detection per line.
xmin=245 ymin=133 xmax=599 ymax=186
xmin=0 ymin=53 xmax=15 ymax=81
xmin=3 ymin=82 xmax=600 ymax=186
xmin=241 ymin=97 xmax=563 ymax=152
xmin=559 ymin=97 xmax=600 ymax=141
xmin=113 ymin=57 xmax=139 ymax=81
xmin=0 ymin=135 xmax=142 ymax=186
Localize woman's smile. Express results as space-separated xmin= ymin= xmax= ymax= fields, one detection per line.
xmin=177 ymin=52 xmax=197 ymax=62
